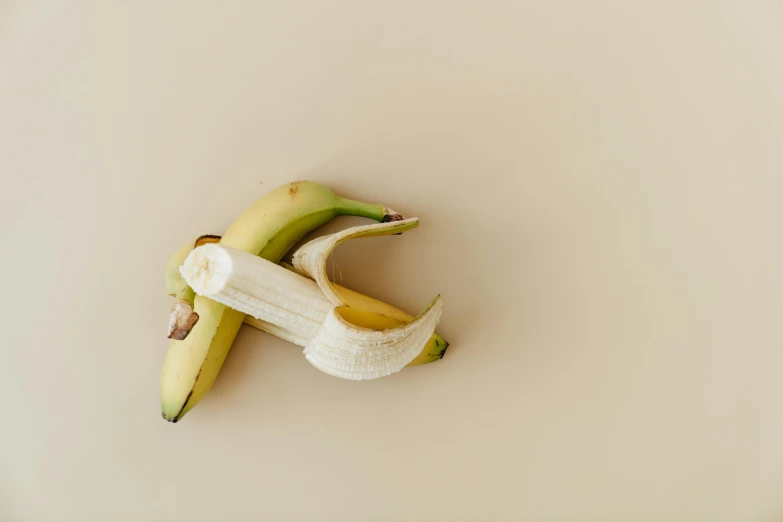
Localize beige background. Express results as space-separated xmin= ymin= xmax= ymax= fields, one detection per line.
xmin=1 ymin=1 xmax=782 ymax=521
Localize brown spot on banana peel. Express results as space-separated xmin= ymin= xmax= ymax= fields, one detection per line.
xmin=167 ymin=300 xmax=199 ymax=340
xmin=289 ymin=181 xmax=300 ymax=197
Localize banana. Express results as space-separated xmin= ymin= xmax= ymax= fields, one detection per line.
xmin=160 ymin=181 xmax=401 ymax=422
xmin=180 ymin=219 xmax=444 ymax=380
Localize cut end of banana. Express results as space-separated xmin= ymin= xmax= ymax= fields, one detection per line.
xmin=179 ymin=243 xmax=233 ymax=297
xmin=194 ymin=234 xmax=222 ymax=247
xmin=167 ymin=300 xmax=199 ymax=340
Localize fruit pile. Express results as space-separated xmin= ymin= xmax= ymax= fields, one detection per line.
xmin=160 ymin=181 xmax=447 ymax=422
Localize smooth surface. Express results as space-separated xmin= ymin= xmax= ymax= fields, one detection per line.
xmin=1 ymin=1 xmax=782 ymax=520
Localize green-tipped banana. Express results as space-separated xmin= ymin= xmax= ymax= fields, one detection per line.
xmin=161 ymin=181 xmax=400 ymax=422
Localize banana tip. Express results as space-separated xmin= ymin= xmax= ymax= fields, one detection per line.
xmin=161 ymin=412 xmax=179 ymax=423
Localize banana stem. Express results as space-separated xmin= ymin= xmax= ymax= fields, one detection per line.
xmin=167 ymin=297 xmax=199 ymax=340
xmin=336 ymin=198 xmax=403 ymax=222
xmin=167 ymin=286 xmax=199 ymax=340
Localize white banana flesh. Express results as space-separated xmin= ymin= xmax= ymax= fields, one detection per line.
xmin=180 ymin=243 xmax=332 ymax=343
xmin=305 ymin=299 xmax=442 ymax=380
xmin=180 ymin=218 xmax=443 ymax=380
